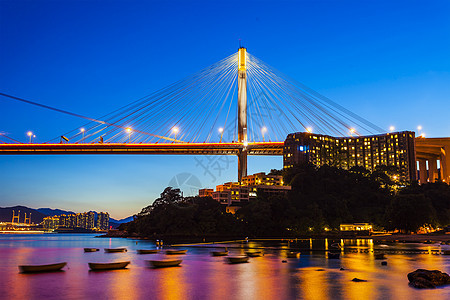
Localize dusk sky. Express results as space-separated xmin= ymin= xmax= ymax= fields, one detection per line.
xmin=1 ymin=0 xmax=449 ymax=219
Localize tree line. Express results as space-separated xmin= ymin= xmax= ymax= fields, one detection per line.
xmin=120 ymin=164 xmax=450 ymax=238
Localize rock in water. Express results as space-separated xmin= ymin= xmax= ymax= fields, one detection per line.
xmin=351 ymin=278 xmax=367 ymax=282
xmin=407 ymin=269 xmax=450 ymax=289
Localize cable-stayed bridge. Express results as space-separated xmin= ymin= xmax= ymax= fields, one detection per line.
xmin=0 ymin=48 xmax=385 ymax=181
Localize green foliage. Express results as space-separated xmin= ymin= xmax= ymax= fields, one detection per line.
xmin=122 ymin=166 xmax=450 ymax=237
xmin=123 ymin=187 xmax=244 ymax=238
xmin=385 ymin=193 xmax=435 ymax=233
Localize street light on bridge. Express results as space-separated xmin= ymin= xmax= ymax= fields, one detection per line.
xmin=172 ymin=127 xmax=179 ymax=141
xmin=80 ymin=128 xmax=85 ymax=142
xmin=261 ymin=126 xmax=267 ymax=142
xmin=350 ymin=128 xmax=355 ymax=136
xmin=218 ymin=127 xmax=224 ymax=143
xmin=306 ymin=127 xmax=312 ymax=133
xmin=389 ymin=126 xmax=395 ymax=132
xmin=125 ymin=127 xmax=132 ymax=143
xmin=27 ymin=131 xmax=33 ymax=143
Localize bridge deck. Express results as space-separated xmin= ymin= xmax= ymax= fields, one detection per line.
xmin=0 ymin=142 xmax=285 ymax=155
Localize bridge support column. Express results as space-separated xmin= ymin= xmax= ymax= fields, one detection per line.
xmin=428 ymin=158 xmax=438 ymax=183
xmin=238 ymin=149 xmax=247 ymax=182
xmin=237 ymin=47 xmax=248 ymax=182
xmin=418 ymin=159 xmax=427 ymax=184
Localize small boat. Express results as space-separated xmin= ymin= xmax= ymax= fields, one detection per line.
xmin=211 ymin=250 xmax=229 ymax=256
xmin=374 ymin=253 xmax=386 ymax=260
xmin=104 ymin=248 xmax=127 ymax=253
xmin=246 ymin=251 xmax=262 ymax=257
xmin=165 ymin=249 xmax=188 ymax=255
xmin=84 ymin=248 xmax=99 ymax=252
xmin=286 ymin=252 xmax=300 ymax=258
xmin=137 ymin=249 xmax=160 ymax=254
xmin=88 ymin=261 xmax=130 ymax=271
xmin=148 ymin=259 xmax=182 ymax=268
xmin=227 ymin=256 xmax=249 ymax=264
xmin=328 ymin=252 xmax=340 ymax=259
xmin=19 ymin=262 xmax=67 ymax=273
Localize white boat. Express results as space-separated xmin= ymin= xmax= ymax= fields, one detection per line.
xmin=211 ymin=250 xmax=229 ymax=256
xmin=148 ymin=259 xmax=182 ymax=268
xmin=88 ymin=261 xmax=130 ymax=270
xmin=246 ymin=251 xmax=262 ymax=257
xmin=137 ymin=249 xmax=160 ymax=254
xmin=286 ymin=252 xmax=300 ymax=258
xmin=84 ymin=248 xmax=99 ymax=252
xmin=165 ymin=249 xmax=188 ymax=255
xmin=104 ymin=248 xmax=127 ymax=253
xmin=227 ymin=256 xmax=249 ymax=264
xmin=19 ymin=262 xmax=67 ymax=273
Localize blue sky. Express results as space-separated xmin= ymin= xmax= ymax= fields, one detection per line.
xmin=1 ymin=0 xmax=449 ymax=219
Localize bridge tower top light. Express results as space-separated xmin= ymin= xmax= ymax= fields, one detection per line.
xmin=238 ymin=47 xmax=246 ymax=71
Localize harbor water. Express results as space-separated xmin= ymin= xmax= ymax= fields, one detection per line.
xmin=0 ymin=234 xmax=449 ymax=299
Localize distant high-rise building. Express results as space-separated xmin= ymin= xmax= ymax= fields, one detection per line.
xmin=97 ymin=212 xmax=109 ymax=230
xmin=42 ymin=216 xmax=60 ymax=230
xmin=85 ymin=211 xmax=95 ymax=229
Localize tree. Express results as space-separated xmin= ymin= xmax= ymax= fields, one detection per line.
xmin=386 ymin=193 xmax=435 ymax=233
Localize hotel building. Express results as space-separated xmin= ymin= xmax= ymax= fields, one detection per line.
xmin=199 ymin=172 xmax=291 ymax=212
xmin=284 ymin=131 xmax=417 ymax=182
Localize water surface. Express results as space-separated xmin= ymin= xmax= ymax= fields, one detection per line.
xmin=1 ymin=234 xmax=449 ymax=299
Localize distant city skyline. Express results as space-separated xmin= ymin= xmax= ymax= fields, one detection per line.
xmin=1 ymin=0 xmax=449 ymax=218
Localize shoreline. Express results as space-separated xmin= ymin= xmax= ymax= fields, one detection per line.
xmin=98 ymin=231 xmax=450 ymax=244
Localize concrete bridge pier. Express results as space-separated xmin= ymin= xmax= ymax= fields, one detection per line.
xmin=441 ymin=146 xmax=449 ymax=183
xmin=418 ymin=159 xmax=427 ymax=184
xmin=428 ymin=159 xmax=438 ymax=183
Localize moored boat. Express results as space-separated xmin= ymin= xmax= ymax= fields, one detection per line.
xmin=137 ymin=249 xmax=160 ymax=254
xmin=328 ymin=252 xmax=340 ymax=259
xmin=286 ymin=252 xmax=300 ymax=258
xmin=148 ymin=259 xmax=182 ymax=268
xmin=211 ymin=250 xmax=229 ymax=256
xmin=88 ymin=261 xmax=130 ymax=271
xmin=374 ymin=253 xmax=386 ymax=260
xmin=19 ymin=262 xmax=67 ymax=273
xmin=165 ymin=249 xmax=188 ymax=255
xmin=227 ymin=256 xmax=249 ymax=264
xmin=84 ymin=248 xmax=99 ymax=252
xmin=246 ymin=251 xmax=262 ymax=257
xmin=104 ymin=248 xmax=127 ymax=253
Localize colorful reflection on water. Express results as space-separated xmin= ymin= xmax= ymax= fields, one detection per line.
xmin=0 ymin=234 xmax=449 ymax=299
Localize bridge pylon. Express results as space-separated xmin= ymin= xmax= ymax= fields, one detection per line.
xmin=238 ymin=47 xmax=248 ymax=182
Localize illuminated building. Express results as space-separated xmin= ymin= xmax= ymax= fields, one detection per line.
xmin=340 ymin=223 xmax=373 ymax=235
xmin=97 ymin=212 xmax=109 ymax=230
xmin=200 ymin=172 xmax=291 ymax=210
xmin=45 ymin=211 xmax=104 ymax=230
xmin=284 ymin=131 xmax=417 ymax=181
xmin=42 ymin=216 xmax=60 ymax=230
xmin=198 ymin=188 xmax=213 ymax=197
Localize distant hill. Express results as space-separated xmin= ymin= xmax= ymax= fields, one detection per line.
xmin=0 ymin=206 xmax=47 ymax=224
xmin=110 ymin=216 xmax=134 ymax=223
xmin=37 ymin=208 xmax=75 ymax=216
xmin=109 ymin=216 xmax=134 ymax=229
